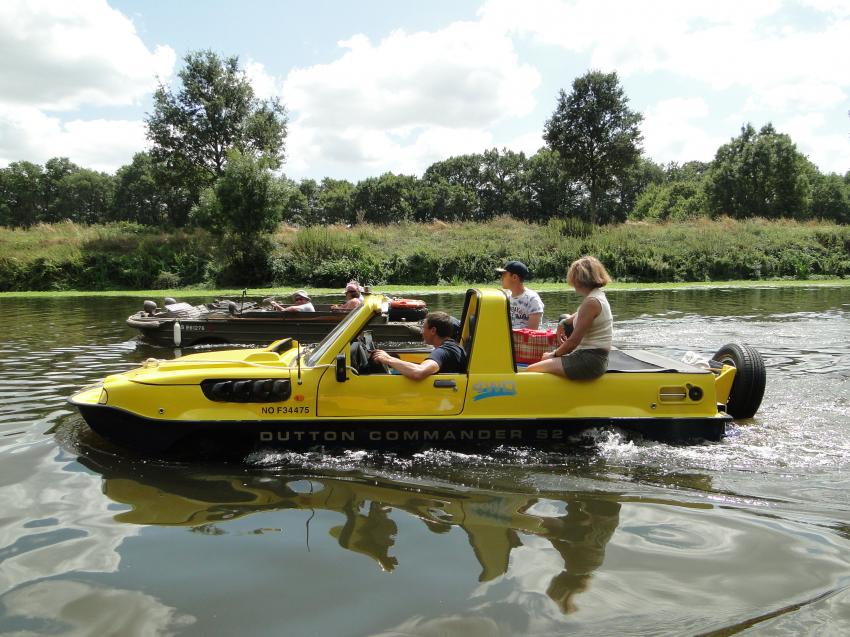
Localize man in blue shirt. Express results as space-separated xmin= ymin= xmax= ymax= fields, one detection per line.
xmin=371 ymin=311 xmax=466 ymax=379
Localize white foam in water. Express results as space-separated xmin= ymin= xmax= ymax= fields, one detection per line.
xmin=592 ymin=429 xmax=643 ymax=459
xmin=413 ymin=449 xmax=482 ymax=465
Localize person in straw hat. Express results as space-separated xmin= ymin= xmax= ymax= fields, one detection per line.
xmin=271 ymin=290 xmax=315 ymax=312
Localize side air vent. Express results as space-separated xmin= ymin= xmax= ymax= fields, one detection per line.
xmin=658 ymin=386 xmax=687 ymax=402
xmin=201 ymin=378 xmax=291 ymax=403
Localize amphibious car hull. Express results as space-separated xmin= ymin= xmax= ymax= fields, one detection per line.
xmin=73 ymin=400 xmax=731 ymax=454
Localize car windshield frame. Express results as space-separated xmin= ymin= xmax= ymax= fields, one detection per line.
xmin=305 ymin=303 xmax=371 ymax=367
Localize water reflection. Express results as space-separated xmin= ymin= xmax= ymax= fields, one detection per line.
xmin=1 ymin=580 xmax=195 ymax=635
xmin=76 ymin=450 xmax=723 ymax=615
xmin=0 ymin=446 xmax=145 ymax=601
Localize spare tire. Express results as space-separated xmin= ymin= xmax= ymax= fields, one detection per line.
xmin=713 ymin=343 xmax=766 ymax=419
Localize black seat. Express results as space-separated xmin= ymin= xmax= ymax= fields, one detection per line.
xmin=461 ymin=315 xmax=474 ymax=351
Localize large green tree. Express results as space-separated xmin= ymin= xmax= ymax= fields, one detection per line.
xmin=705 ymin=124 xmax=814 ymax=219
xmin=423 ymin=154 xmax=484 ymax=193
xmin=415 ymin=178 xmax=478 ymax=222
xmin=525 ymin=148 xmax=575 ymax=222
xmin=0 ymin=161 xmax=44 ymax=227
xmin=195 ymin=152 xmax=284 ymax=238
xmin=423 ymin=153 xmax=483 ymax=220
xmin=146 ymin=50 xmax=287 ymax=225
xmin=112 ymin=152 xmax=167 ymax=226
xmin=352 ymin=173 xmax=419 ymax=224
xmin=192 ymin=151 xmax=285 ymax=284
xmin=479 ymin=148 xmax=529 ymax=220
xmin=543 ymin=70 xmax=643 ymax=224
xmin=41 ymin=157 xmax=79 ymax=223
xmin=317 ymin=178 xmax=355 ymax=225
xmin=811 ymin=173 xmax=850 ymax=223
xmin=608 ymin=157 xmax=665 ymax=223
xmin=54 ymin=169 xmax=114 ymax=224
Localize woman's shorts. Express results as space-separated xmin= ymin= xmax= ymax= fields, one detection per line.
xmin=560 ymin=348 xmax=609 ymax=380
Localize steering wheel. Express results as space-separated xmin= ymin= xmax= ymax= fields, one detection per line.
xmin=349 ymin=340 xmax=369 ymax=374
xmin=356 ymin=331 xmax=389 ymax=374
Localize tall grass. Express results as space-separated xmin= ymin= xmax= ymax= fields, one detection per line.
xmin=1 ymin=217 xmax=848 ymax=291
xmin=271 ymin=216 xmax=850 ymax=285
xmin=0 ymin=221 xmax=214 ymax=291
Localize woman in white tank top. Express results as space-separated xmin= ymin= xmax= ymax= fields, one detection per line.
xmin=525 ymin=256 xmax=612 ymax=380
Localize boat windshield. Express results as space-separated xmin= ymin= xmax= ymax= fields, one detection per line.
xmin=305 ymin=305 xmax=367 ymax=367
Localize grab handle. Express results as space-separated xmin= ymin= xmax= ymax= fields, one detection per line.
xmin=433 ymin=379 xmax=457 ymax=390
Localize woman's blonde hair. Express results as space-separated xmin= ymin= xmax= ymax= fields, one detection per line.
xmin=567 ymin=255 xmax=611 ymax=289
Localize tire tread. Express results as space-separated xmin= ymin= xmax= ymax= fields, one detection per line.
xmin=714 ymin=343 xmax=766 ymax=419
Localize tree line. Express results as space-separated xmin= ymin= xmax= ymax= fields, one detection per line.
xmin=2 ymin=51 xmax=849 ymax=235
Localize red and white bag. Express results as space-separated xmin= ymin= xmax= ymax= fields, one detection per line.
xmin=511 ymin=328 xmax=557 ymax=364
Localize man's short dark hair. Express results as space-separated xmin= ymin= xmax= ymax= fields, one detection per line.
xmin=424 ymin=311 xmax=454 ymax=338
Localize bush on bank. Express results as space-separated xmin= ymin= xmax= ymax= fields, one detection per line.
xmin=0 ymin=221 xmax=214 ymax=291
xmin=1 ymin=218 xmax=848 ymax=292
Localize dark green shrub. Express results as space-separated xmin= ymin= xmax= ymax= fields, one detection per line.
xmin=152 ymin=271 xmax=181 ymax=289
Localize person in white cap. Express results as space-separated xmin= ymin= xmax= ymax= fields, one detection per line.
xmin=271 ymin=290 xmax=315 ymax=312
xmin=331 ymin=281 xmax=363 ymax=311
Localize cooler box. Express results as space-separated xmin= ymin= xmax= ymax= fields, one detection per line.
xmin=512 ymin=328 xmax=557 ymax=364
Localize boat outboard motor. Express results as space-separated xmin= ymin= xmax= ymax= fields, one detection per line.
xmin=227 ymin=301 xmax=239 ymax=316
xmin=143 ymin=300 xmax=158 ymax=316
xmin=164 ymin=297 xmax=177 ymax=306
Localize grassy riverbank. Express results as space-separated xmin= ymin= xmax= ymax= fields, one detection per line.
xmin=2 ymin=277 xmax=848 ymax=299
xmin=1 ymin=217 xmax=848 ymax=292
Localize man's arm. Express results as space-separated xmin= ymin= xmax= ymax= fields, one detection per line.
xmin=527 ymin=312 xmax=543 ymax=330
xmin=371 ymin=349 xmax=439 ymax=380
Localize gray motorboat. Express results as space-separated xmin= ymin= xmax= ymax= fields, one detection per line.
xmin=127 ymin=296 xmax=425 ymax=347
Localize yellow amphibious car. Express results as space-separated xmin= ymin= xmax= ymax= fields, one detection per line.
xmin=70 ymin=289 xmax=765 ymax=453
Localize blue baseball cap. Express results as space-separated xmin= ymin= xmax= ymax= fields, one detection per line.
xmin=496 ymin=260 xmax=529 ymax=279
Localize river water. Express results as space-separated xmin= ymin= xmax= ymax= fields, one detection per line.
xmin=0 ymin=286 xmax=849 ymax=636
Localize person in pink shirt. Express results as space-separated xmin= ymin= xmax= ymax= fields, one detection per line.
xmin=331 ymin=281 xmax=363 ymax=311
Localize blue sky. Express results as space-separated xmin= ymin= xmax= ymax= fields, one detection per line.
xmin=1 ymin=0 xmax=847 ymax=180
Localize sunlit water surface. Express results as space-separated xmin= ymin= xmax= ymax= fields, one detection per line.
xmin=1 ymin=286 xmax=849 ymax=636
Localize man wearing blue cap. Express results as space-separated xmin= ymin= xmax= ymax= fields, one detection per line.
xmin=497 ymin=260 xmax=544 ymax=329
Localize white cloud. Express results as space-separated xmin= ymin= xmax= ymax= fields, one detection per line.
xmin=244 ymin=59 xmax=281 ymax=101
xmin=0 ymin=1 xmax=173 ymax=171
xmin=479 ymin=0 xmax=850 ymax=111
xmin=0 ymin=105 xmax=147 ymax=172
xmin=801 ymin=0 xmax=850 ymax=18
xmin=283 ymin=21 xmax=540 ymax=178
xmin=286 ymin=123 xmax=495 ymax=179
xmin=779 ymin=113 xmax=850 ymax=174
xmin=642 ymin=98 xmax=727 ymax=165
xmin=507 ymin=131 xmax=545 ymax=157
xmin=0 ymin=0 xmax=175 ymax=110
xmin=480 ymin=0 xmax=782 ymax=62
xmin=743 ymin=82 xmax=847 ymax=113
